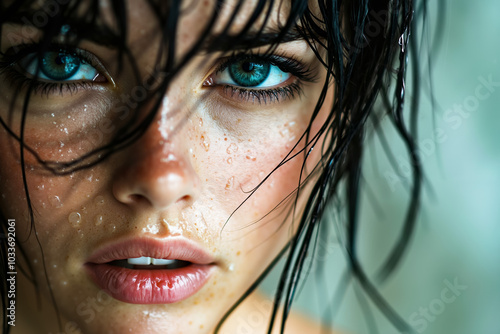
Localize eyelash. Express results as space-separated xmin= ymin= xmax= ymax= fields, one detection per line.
xmin=0 ymin=43 xmax=105 ymax=97
xmin=211 ymin=53 xmax=317 ymax=103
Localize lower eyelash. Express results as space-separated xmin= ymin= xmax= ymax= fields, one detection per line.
xmin=0 ymin=65 xmax=96 ymax=97
xmin=221 ymin=81 xmax=304 ymax=104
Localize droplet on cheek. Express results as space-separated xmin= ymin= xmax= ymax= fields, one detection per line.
xmin=107 ymin=224 xmax=116 ymax=233
xmin=94 ymin=215 xmax=103 ymax=226
xmin=225 ymin=176 xmax=235 ymax=190
xmin=68 ymin=212 xmax=81 ymax=227
xmin=226 ymin=157 xmax=232 ymax=164
xmin=245 ymin=155 xmax=256 ymax=161
xmin=94 ymin=196 xmax=105 ymax=205
xmin=49 ymin=195 xmax=63 ymax=209
xmin=226 ymin=143 xmax=238 ymax=154
xmin=201 ymin=135 xmax=210 ymax=152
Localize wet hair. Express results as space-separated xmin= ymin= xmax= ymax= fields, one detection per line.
xmin=0 ymin=0 xmax=431 ymax=333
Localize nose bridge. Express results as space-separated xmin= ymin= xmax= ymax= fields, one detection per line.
xmin=112 ymin=95 xmax=198 ymax=210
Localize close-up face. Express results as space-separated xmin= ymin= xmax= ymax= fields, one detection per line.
xmin=0 ymin=0 xmax=333 ymax=333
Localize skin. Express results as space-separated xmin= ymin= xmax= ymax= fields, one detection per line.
xmin=0 ymin=0 xmax=335 ymax=333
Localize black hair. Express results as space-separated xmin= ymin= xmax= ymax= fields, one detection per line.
xmin=0 ymin=0 xmax=431 ymax=333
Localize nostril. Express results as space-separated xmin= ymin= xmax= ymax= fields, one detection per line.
xmin=177 ymin=195 xmax=191 ymax=204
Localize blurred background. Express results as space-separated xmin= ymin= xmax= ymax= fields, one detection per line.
xmin=260 ymin=0 xmax=500 ymax=333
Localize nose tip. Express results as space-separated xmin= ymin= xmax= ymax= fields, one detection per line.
xmin=112 ymin=146 xmax=197 ymax=211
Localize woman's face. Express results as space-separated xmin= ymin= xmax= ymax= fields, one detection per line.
xmin=0 ymin=0 xmax=332 ymax=333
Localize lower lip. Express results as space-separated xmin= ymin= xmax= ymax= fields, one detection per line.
xmin=85 ymin=263 xmax=214 ymax=304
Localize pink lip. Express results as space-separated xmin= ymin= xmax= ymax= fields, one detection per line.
xmin=85 ymin=237 xmax=216 ymax=304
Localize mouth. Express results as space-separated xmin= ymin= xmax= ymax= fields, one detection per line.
xmin=85 ymin=238 xmax=216 ymax=304
xmin=109 ymin=257 xmax=191 ymax=270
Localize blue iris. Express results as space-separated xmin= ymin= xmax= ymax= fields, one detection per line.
xmin=228 ymin=59 xmax=270 ymax=87
xmin=40 ymin=51 xmax=81 ymax=81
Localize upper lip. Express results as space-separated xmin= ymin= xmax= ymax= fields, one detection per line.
xmin=86 ymin=237 xmax=216 ymax=265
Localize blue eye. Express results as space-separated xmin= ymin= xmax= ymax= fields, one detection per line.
xmin=19 ymin=50 xmax=100 ymax=82
xmin=214 ymin=58 xmax=291 ymax=88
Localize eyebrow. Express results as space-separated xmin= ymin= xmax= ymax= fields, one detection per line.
xmin=202 ymin=29 xmax=305 ymax=53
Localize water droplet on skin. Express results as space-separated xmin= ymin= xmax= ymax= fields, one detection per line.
xmin=94 ymin=215 xmax=103 ymax=226
xmin=33 ymin=259 xmax=38 ymax=264
xmin=68 ymin=212 xmax=81 ymax=227
xmin=49 ymin=195 xmax=63 ymax=208
xmin=245 ymin=155 xmax=256 ymax=161
xmin=199 ymin=118 xmax=203 ymax=127
xmin=107 ymin=224 xmax=116 ymax=233
xmin=201 ymin=135 xmax=210 ymax=152
xmin=62 ymin=281 xmax=68 ymax=286
xmin=95 ymin=196 xmax=105 ymax=205
xmin=53 ymin=264 xmax=57 ymax=269
xmin=228 ymin=263 xmax=235 ymax=271
xmin=36 ymin=184 xmax=45 ymax=191
xmin=226 ymin=143 xmax=238 ymax=154
xmin=227 ymin=157 xmax=232 ymax=164
xmin=225 ymin=176 xmax=235 ymax=190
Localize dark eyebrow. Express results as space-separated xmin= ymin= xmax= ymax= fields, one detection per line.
xmin=3 ymin=10 xmax=124 ymax=48
xmin=202 ymin=29 xmax=305 ymax=53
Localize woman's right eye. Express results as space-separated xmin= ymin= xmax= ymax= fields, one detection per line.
xmin=18 ymin=49 xmax=108 ymax=83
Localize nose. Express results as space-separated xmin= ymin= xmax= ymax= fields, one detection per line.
xmin=112 ymin=108 xmax=198 ymax=211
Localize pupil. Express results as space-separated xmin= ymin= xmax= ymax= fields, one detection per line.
xmin=55 ymin=56 xmax=65 ymax=66
xmin=241 ymin=62 xmax=253 ymax=72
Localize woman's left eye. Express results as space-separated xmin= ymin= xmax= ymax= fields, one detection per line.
xmin=211 ymin=57 xmax=291 ymax=88
xmin=19 ymin=49 xmax=105 ymax=82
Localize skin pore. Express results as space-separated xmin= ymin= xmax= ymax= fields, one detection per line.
xmin=0 ymin=0 xmax=335 ymax=333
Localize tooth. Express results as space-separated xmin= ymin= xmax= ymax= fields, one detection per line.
xmin=127 ymin=256 xmax=151 ymax=265
xmin=151 ymin=258 xmax=176 ymax=265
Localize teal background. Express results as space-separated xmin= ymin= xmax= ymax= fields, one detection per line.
xmin=260 ymin=1 xmax=500 ymax=333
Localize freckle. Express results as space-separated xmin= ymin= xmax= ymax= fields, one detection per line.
xmin=224 ymin=137 xmax=227 ymax=141
xmin=68 ymin=212 xmax=81 ymax=227
xmin=236 ymin=251 xmax=241 ymax=256
xmin=189 ymin=321 xmax=193 ymax=325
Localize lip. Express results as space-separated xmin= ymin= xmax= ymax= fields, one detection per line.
xmin=85 ymin=237 xmax=216 ymax=304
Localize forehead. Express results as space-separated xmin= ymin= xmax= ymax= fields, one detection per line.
xmin=122 ymin=0 xmax=293 ymax=47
